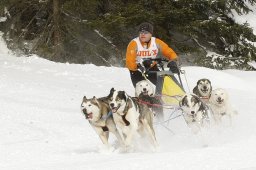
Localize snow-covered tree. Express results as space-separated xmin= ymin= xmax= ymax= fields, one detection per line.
xmin=0 ymin=0 xmax=256 ymax=69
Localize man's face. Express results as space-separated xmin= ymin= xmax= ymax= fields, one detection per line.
xmin=139 ymin=30 xmax=152 ymax=43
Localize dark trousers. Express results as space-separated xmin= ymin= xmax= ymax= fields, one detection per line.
xmin=129 ymin=66 xmax=163 ymax=94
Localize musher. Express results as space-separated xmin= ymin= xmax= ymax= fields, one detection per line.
xmin=125 ymin=22 xmax=178 ymax=90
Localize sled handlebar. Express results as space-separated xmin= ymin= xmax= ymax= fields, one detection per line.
xmin=141 ymin=58 xmax=169 ymax=63
xmin=139 ymin=58 xmax=180 ymax=75
xmin=147 ymin=70 xmax=175 ymax=76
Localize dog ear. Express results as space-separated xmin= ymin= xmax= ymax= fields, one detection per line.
xmin=208 ymin=79 xmax=211 ymax=85
xmin=108 ymin=87 xmax=115 ymax=98
xmin=119 ymin=91 xmax=127 ymax=101
xmin=92 ymin=96 xmax=98 ymax=102
xmin=179 ymin=100 xmax=182 ymax=107
xmin=192 ymin=94 xmax=201 ymax=104
xmin=110 ymin=87 xmax=115 ymax=94
xmin=92 ymin=96 xmax=100 ymax=106
xmin=197 ymin=79 xmax=201 ymax=85
xmin=83 ymin=96 xmax=87 ymax=101
xmin=180 ymin=95 xmax=187 ymax=107
xmin=135 ymin=81 xmax=140 ymax=88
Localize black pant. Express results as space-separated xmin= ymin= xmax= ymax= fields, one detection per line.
xmin=130 ymin=65 xmax=158 ymax=85
xmin=129 ymin=65 xmax=164 ymax=94
xmin=130 ymin=70 xmax=157 ymax=87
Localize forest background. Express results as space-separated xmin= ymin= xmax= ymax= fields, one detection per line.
xmin=0 ymin=0 xmax=256 ymax=70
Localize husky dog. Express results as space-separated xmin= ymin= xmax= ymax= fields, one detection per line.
xmin=107 ymin=88 xmax=157 ymax=149
xmin=209 ymin=88 xmax=237 ymax=125
xmin=135 ymin=80 xmax=155 ymax=97
xmin=135 ymin=80 xmax=163 ymax=121
xmin=81 ymin=96 xmax=123 ymax=148
xmin=193 ymin=78 xmax=212 ymax=101
xmin=180 ymin=94 xmax=210 ymax=134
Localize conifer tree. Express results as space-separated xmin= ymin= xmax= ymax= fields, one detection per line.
xmin=0 ymin=0 xmax=255 ymax=69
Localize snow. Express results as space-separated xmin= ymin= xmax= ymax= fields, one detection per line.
xmin=0 ymin=17 xmax=7 ymax=22
xmin=248 ymin=61 xmax=256 ymax=69
xmin=1 ymin=30 xmax=256 ymax=170
xmin=231 ymin=3 xmax=256 ymax=35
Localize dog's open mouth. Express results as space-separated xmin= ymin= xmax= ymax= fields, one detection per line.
xmin=200 ymin=88 xmax=209 ymax=93
xmin=111 ymin=107 xmax=118 ymax=113
xmin=217 ymin=99 xmax=224 ymax=104
xmin=142 ymin=91 xmax=149 ymax=95
xmin=86 ymin=113 xmax=93 ymax=119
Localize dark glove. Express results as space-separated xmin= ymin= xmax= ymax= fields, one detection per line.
xmin=142 ymin=59 xmax=153 ymax=68
xmin=167 ymin=61 xmax=180 ymax=74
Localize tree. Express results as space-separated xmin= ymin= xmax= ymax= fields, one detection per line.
xmin=0 ymin=0 xmax=256 ymax=69
xmin=52 ymin=0 xmax=61 ymax=60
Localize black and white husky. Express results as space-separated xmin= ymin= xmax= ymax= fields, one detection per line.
xmin=107 ymin=88 xmax=158 ymax=149
xmin=193 ymin=78 xmax=212 ymax=102
xmin=180 ymin=94 xmax=210 ymax=134
xmin=81 ymin=96 xmax=123 ymax=148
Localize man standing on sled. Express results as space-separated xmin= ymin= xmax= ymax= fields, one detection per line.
xmin=125 ymin=22 xmax=179 ymax=89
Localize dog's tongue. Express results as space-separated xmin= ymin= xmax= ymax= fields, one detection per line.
xmin=111 ymin=108 xmax=117 ymax=113
xmin=86 ymin=113 xmax=93 ymax=119
xmin=201 ymin=89 xmax=208 ymax=93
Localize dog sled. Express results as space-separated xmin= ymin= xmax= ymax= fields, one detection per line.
xmin=139 ymin=58 xmax=213 ymax=134
xmin=139 ymin=57 xmax=185 ymax=100
xmin=138 ymin=58 xmax=195 ymax=133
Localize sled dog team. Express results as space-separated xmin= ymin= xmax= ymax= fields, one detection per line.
xmin=180 ymin=79 xmax=237 ymax=133
xmin=81 ymin=85 xmax=158 ymax=151
xmin=81 ymin=78 xmax=237 ymax=151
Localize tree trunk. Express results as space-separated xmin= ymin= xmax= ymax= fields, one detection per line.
xmin=52 ymin=0 xmax=61 ymax=60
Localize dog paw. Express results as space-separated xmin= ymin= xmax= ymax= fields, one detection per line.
xmin=98 ymin=144 xmax=115 ymax=154
xmin=123 ymin=145 xmax=135 ymax=153
xmin=150 ymin=144 xmax=160 ymax=153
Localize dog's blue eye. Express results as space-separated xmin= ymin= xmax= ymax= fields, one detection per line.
xmin=88 ymin=104 xmax=91 ymax=107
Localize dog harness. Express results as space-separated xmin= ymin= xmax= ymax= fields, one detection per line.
xmin=91 ymin=110 xmax=113 ymax=132
xmin=121 ymin=96 xmax=141 ymax=126
xmin=101 ymin=126 xmax=109 ymax=132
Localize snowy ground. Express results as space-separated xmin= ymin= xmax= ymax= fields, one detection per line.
xmin=1 ymin=33 xmax=256 ymax=170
